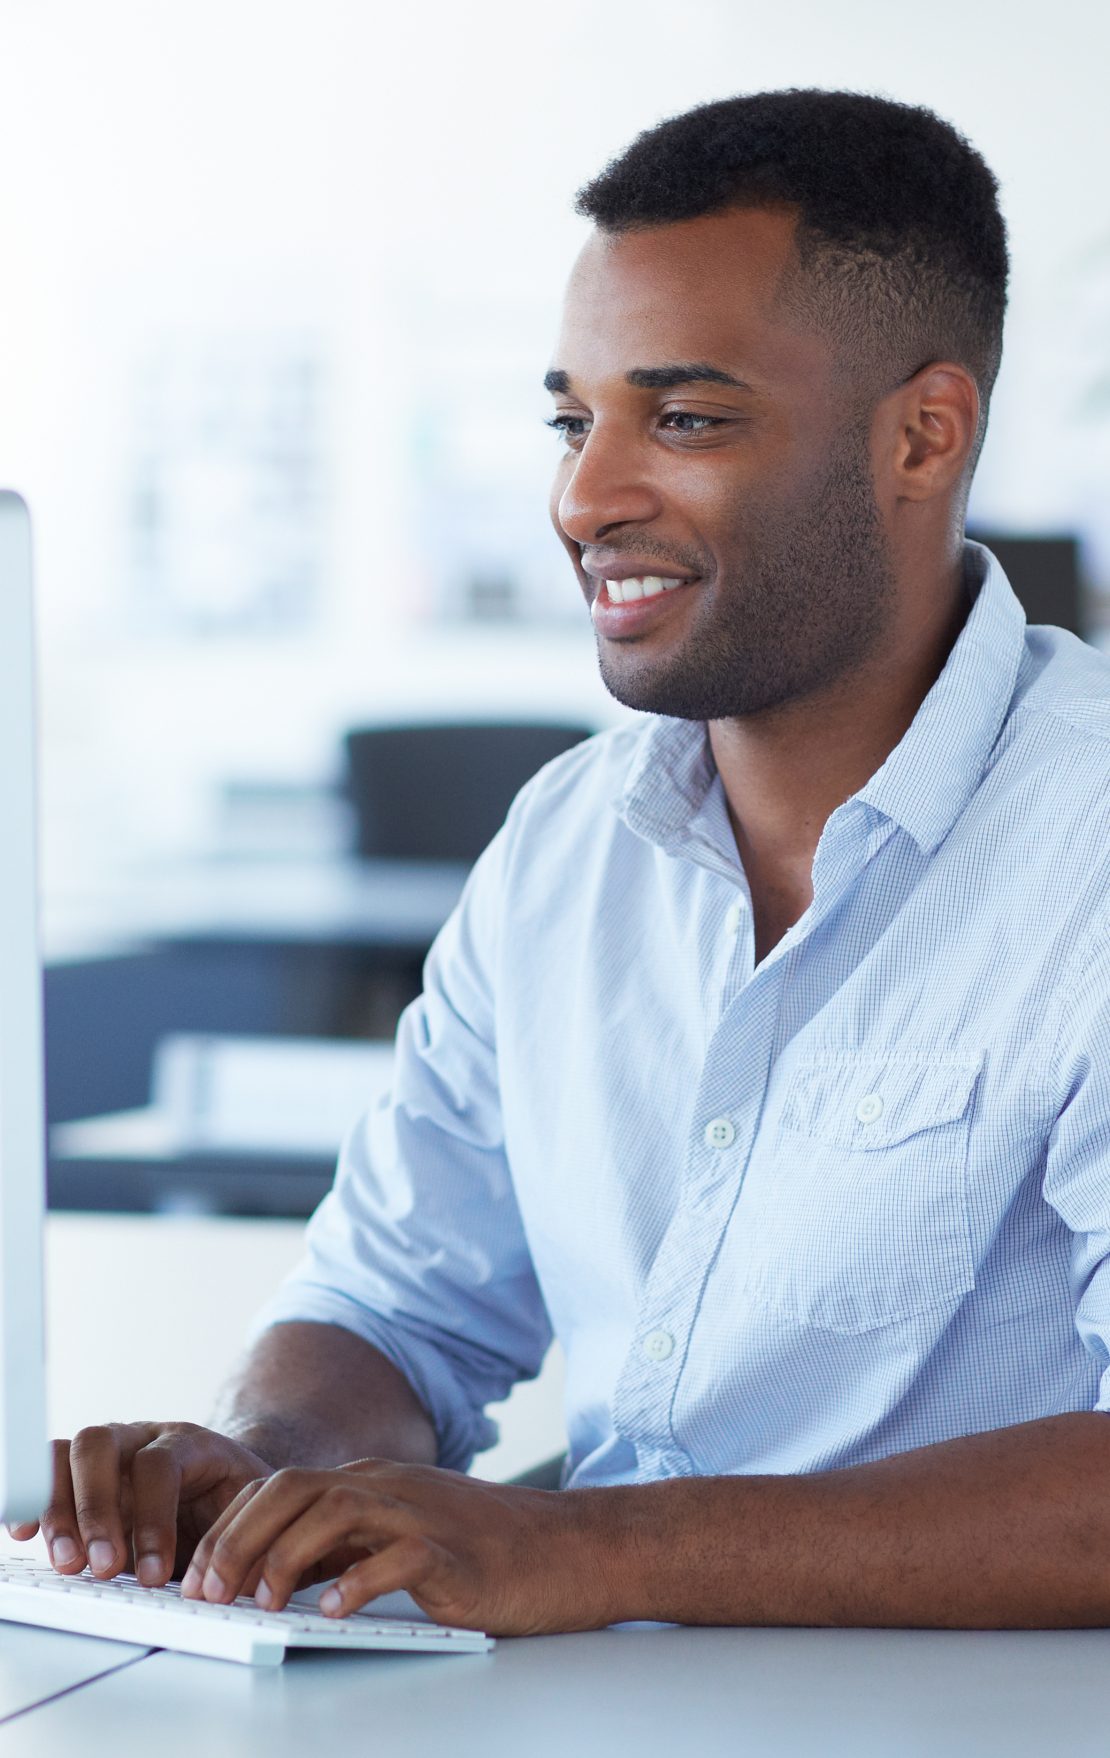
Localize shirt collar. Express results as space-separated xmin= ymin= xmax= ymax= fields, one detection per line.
xmin=614 ymin=541 xmax=1028 ymax=860
xmin=855 ymin=541 xmax=1026 ymax=853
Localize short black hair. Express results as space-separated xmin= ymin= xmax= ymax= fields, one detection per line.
xmin=575 ymin=90 xmax=1008 ymax=460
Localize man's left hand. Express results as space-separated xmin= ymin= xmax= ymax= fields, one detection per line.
xmin=179 ymin=1461 xmax=627 ymax=1634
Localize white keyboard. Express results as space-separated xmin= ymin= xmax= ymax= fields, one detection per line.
xmin=0 ymin=1555 xmax=493 ymax=1666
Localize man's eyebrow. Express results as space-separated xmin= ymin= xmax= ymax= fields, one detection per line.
xmin=625 ymin=363 xmax=754 ymax=392
xmin=543 ymin=363 xmax=754 ymax=395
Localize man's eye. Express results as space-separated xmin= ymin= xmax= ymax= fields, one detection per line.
xmin=544 ymin=414 xmax=589 ymax=443
xmin=660 ymin=412 xmax=727 ymax=433
xmin=544 ymin=410 xmax=730 ymax=446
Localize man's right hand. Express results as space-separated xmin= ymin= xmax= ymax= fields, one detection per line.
xmin=5 ymin=1422 xmax=273 ymax=1587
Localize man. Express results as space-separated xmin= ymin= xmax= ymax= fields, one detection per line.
xmin=15 ymin=88 xmax=1110 ymax=1632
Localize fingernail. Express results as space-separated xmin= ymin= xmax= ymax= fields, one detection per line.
xmin=51 ymin=1537 xmax=80 ymax=1568
xmin=254 ymin=1578 xmax=273 ymax=1609
xmin=202 ymin=1567 xmax=225 ymax=1600
xmin=87 ymin=1541 xmax=115 ymax=1574
xmin=180 ymin=1564 xmax=201 ymax=1596
xmin=319 ymin=1587 xmax=342 ymax=1615
xmin=137 ymin=1555 xmax=163 ymax=1586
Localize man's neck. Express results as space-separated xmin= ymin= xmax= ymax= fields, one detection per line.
xmin=708 ymin=557 xmax=971 ymax=897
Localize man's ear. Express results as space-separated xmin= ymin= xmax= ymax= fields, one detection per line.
xmin=879 ymin=363 xmax=980 ymax=503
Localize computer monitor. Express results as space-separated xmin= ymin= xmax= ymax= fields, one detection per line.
xmin=0 ymin=491 xmax=49 ymax=1524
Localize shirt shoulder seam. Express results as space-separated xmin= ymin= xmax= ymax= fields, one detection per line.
xmin=1010 ymin=693 xmax=1110 ymax=752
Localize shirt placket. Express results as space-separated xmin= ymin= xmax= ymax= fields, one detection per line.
xmin=610 ymin=952 xmax=785 ymax=1475
xmin=609 ymin=802 xmax=895 ymax=1476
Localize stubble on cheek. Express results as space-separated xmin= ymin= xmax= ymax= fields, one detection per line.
xmin=592 ymin=437 xmax=895 ymax=723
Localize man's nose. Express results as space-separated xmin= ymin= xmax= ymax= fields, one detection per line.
xmin=556 ymin=426 xmax=662 ymax=546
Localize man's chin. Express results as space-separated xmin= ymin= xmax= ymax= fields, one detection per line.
xmin=595 ymin=651 xmax=716 ymax=721
xmin=595 ymin=647 xmax=823 ymax=723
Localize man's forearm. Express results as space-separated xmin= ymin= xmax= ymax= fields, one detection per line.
xmin=595 ymin=1413 xmax=1110 ymax=1629
xmin=211 ymin=1321 xmax=438 ymax=1471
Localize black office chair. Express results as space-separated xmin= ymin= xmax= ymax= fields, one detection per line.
xmin=342 ymin=721 xmax=595 ymax=863
xmin=967 ymin=530 xmax=1087 ymax=638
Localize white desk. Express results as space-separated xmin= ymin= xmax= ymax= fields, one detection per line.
xmin=4 ymin=1622 xmax=1110 ymax=1754
xmin=0 ymin=1623 xmax=148 ymax=1725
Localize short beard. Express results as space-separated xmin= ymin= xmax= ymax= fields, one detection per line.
xmin=594 ymin=426 xmax=897 ymax=722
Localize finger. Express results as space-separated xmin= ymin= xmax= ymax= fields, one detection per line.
xmin=39 ymin=1438 xmax=87 ymax=1573
xmin=197 ymin=1472 xmax=391 ymax=1608
xmin=180 ymin=1474 xmax=277 ymax=1600
xmin=127 ymin=1444 xmax=183 ymax=1587
xmin=5 ymin=1521 xmax=40 ymax=1541
xmin=211 ymin=1473 xmax=358 ymax=1606
xmin=318 ymin=1536 xmax=448 ymax=1618
xmin=68 ymin=1423 xmax=157 ymax=1577
xmin=252 ymin=1480 xmax=413 ymax=1612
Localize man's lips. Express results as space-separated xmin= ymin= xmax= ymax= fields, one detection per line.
xmin=589 ymin=573 xmax=703 ymax=637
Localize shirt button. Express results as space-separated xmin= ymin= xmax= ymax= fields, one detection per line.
xmin=855 ymin=1092 xmax=884 ymax=1124
xmin=703 ymin=1117 xmax=736 ymax=1150
xmin=724 ymin=898 xmax=745 ymax=935
xmin=643 ymin=1329 xmax=675 ymax=1362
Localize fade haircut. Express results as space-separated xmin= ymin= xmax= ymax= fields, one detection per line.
xmin=575 ymin=90 xmax=1009 ymax=466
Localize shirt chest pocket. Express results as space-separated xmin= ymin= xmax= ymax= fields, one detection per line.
xmin=741 ymin=1056 xmax=981 ymax=1334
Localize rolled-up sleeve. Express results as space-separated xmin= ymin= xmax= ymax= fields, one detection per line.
xmin=248 ymin=803 xmax=553 ymax=1470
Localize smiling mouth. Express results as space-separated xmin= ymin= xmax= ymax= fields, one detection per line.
xmin=600 ymin=574 xmax=693 ymax=604
xmin=589 ymin=574 xmax=703 ymax=637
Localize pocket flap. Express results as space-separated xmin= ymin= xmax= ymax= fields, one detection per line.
xmin=781 ymin=1056 xmax=981 ymax=1151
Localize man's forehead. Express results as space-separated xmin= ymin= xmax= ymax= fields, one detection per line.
xmin=565 ymin=208 xmax=799 ymax=306
xmin=553 ymin=208 xmax=805 ymax=380
xmin=559 ymin=210 xmax=802 ymax=355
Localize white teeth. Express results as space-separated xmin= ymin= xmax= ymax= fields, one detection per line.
xmin=604 ymin=575 xmax=690 ymax=605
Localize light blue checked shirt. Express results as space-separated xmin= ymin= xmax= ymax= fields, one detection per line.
xmin=255 ymin=541 xmax=1110 ymax=1487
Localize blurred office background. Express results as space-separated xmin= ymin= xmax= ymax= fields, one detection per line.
xmin=0 ymin=0 xmax=1107 ymax=1479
